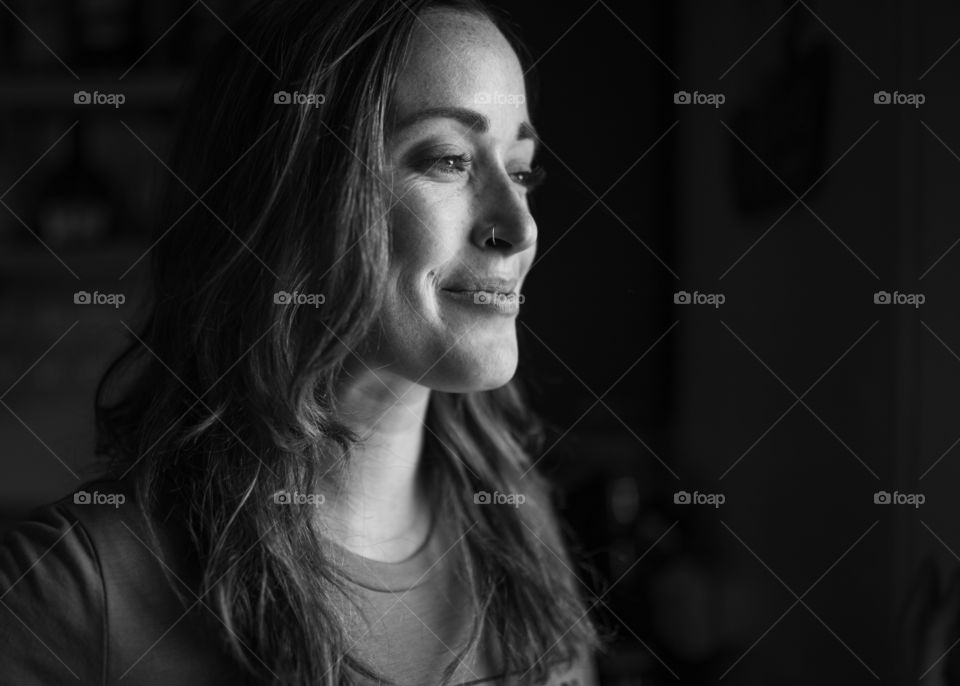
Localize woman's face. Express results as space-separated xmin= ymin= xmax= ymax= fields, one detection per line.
xmin=369 ymin=9 xmax=540 ymax=393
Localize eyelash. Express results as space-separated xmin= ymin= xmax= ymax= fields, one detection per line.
xmin=423 ymin=154 xmax=547 ymax=191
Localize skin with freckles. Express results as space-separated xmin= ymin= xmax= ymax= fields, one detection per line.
xmin=325 ymin=9 xmax=542 ymax=562
xmin=363 ymin=7 xmax=540 ymax=393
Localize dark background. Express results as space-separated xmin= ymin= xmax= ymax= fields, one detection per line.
xmin=1 ymin=0 xmax=957 ymax=684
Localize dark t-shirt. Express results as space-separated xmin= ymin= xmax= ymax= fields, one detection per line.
xmin=0 ymin=479 xmax=599 ymax=685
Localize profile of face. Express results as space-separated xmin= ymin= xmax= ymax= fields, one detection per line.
xmin=365 ymin=8 xmax=540 ymax=393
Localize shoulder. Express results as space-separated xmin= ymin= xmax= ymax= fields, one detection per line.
xmin=2 ymin=478 xmax=161 ymax=587
xmin=0 ymin=481 xmax=112 ymax=683
xmin=0 ymin=477 xmax=247 ymax=685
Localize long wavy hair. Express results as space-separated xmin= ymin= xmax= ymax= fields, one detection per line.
xmin=94 ymin=0 xmax=605 ymax=683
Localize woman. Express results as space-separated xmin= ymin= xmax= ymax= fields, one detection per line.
xmin=0 ymin=0 xmax=606 ymax=683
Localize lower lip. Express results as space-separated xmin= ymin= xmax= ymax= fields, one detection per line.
xmin=440 ymin=289 xmax=521 ymax=316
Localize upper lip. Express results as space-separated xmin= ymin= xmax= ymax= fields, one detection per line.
xmin=441 ymin=276 xmax=518 ymax=294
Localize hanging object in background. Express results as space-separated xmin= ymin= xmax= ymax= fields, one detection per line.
xmin=728 ymin=1 xmax=833 ymax=215
xmin=31 ymin=119 xmax=119 ymax=248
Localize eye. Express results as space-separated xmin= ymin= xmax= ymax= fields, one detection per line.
xmin=511 ymin=165 xmax=547 ymax=191
xmin=420 ymin=153 xmax=472 ymax=176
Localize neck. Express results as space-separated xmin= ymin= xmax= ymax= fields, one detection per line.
xmin=321 ymin=363 xmax=432 ymax=562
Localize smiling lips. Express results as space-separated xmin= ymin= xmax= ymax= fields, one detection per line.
xmin=440 ymin=276 xmax=518 ymax=296
xmin=440 ymin=276 xmax=522 ymax=315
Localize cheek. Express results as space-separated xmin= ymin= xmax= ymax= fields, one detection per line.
xmin=363 ymin=183 xmax=521 ymax=391
xmin=388 ymin=185 xmax=466 ymax=309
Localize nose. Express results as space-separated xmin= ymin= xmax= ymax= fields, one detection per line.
xmin=471 ymin=171 xmax=537 ymax=255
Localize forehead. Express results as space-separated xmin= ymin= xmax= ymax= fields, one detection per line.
xmin=391 ymin=9 xmax=527 ymax=118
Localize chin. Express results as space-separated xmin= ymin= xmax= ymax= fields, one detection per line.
xmin=423 ymin=343 xmax=519 ymax=393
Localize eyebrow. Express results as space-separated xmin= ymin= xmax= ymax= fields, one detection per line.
xmin=392 ymin=106 xmax=540 ymax=156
